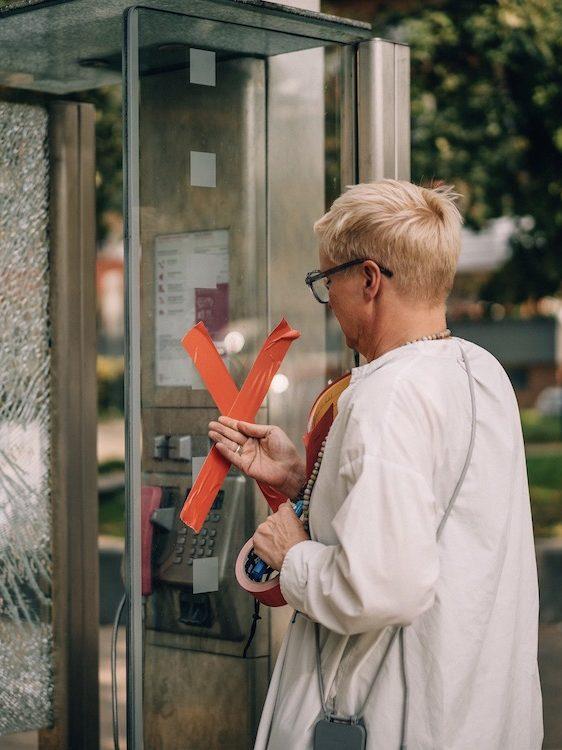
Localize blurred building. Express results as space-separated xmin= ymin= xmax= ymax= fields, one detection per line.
xmin=452 ymin=317 xmax=561 ymax=408
xmin=96 ymin=212 xmax=124 ymax=356
xmin=457 ymin=217 xmax=514 ymax=273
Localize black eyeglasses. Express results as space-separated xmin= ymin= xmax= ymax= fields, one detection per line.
xmin=305 ymin=258 xmax=393 ymax=304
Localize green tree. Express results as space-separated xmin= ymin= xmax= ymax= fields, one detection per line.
xmin=326 ymin=0 xmax=562 ymax=302
xmin=77 ymin=86 xmax=122 ymax=245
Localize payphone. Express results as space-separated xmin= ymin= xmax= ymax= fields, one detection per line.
xmin=147 ymin=475 xmax=253 ymax=641
xmin=123 ymin=4 xmax=410 ymax=749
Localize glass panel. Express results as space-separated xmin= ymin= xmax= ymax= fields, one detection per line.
xmin=125 ymin=9 xmax=352 ymax=747
xmin=0 ymin=102 xmax=53 ymax=735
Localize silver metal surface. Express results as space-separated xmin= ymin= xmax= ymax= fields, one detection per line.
xmin=394 ymin=42 xmax=411 ymax=181
xmin=167 ymin=435 xmax=192 ymax=461
xmin=266 ymin=43 xmax=327 ymax=468
xmin=120 ymin=7 xmax=411 ymax=750
xmin=137 ymin=33 xmax=268 ymax=410
xmin=0 ymin=0 xmax=371 ymax=95
xmin=46 ymin=101 xmax=99 ymax=750
xmin=340 ymin=43 xmax=357 ymax=189
xmin=123 ymin=9 xmax=144 ymax=750
xmin=357 ymin=38 xmax=411 ymax=181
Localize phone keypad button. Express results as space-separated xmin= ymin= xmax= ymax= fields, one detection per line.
xmin=205 ymin=549 xmax=213 ymax=557
xmin=196 ymin=549 xmax=204 ymax=557
xmin=209 ymin=529 xmax=217 ymax=538
xmin=173 ymin=556 xmax=182 ymax=564
xmin=211 ymin=514 xmax=220 ymax=522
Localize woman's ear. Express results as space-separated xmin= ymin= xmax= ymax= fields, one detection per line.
xmin=363 ymin=261 xmax=380 ymax=299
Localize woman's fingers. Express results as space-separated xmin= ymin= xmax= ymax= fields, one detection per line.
xmin=218 ymin=415 xmax=270 ymax=439
xmin=214 ymin=439 xmax=246 ymax=472
xmin=208 ymin=421 xmax=245 ymax=447
xmin=208 ymin=430 xmax=241 ymax=454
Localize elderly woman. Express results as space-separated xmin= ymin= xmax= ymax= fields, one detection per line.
xmin=208 ymin=180 xmax=543 ymax=749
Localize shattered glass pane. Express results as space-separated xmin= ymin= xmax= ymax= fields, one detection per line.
xmin=0 ymin=102 xmax=54 ymax=734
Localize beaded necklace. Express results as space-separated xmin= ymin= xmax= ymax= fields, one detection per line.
xmin=298 ymin=328 xmax=452 ymax=529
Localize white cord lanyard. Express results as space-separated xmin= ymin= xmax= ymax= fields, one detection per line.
xmin=314 ymin=344 xmax=477 ymax=748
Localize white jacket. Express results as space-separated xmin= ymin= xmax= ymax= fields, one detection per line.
xmin=255 ymin=337 xmax=543 ymax=750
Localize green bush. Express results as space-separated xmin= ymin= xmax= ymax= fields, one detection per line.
xmin=526 ymin=453 xmax=562 ymax=490
xmin=530 ymin=486 xmax=562 ymax=538
xmin=527 ymin=450 xmax=562 ymax=537
xmin=99 ymin=459 xmax=125 ymax=475
xmin=521 ymin=409 xmax=562 ymax=444
xmin=97 ymin=355 xmax=124 ymax=419
xmin=99 ymin=487 xmax=125 ymax=537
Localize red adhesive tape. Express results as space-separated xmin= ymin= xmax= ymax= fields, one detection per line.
xmin=180 ymin=318 xmax=300 ymax=532
xmin=236 ymin=371 xmax=351 ymax=607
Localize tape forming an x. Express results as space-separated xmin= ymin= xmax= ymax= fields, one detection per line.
xmin=180 ymin=318 xmax=300 ymax=532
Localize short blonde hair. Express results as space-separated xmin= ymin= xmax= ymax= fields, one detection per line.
xmin=313 ymin=180 xmax=463 ymax=305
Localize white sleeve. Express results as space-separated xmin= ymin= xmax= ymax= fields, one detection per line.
xmin=279 ymin=453 xmax=439 ymax=635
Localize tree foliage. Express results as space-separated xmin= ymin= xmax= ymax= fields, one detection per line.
xmin=78 ymin=86 xmax=122 ymax=245
xmin=327 ymin=0 xmax=562 ymax=302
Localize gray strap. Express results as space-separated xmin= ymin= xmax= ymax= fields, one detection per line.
xmin=436 ymin=346 xmax=477 ymax=541
xmin=314 ymin=620 xmax=330 ymax=719
xmin=314 ymin=343 xmax=477 ymax=738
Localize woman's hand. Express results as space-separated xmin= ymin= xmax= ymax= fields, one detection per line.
xmin=252 ymin=502 xmax=309 ymax=571
xmin=208 ymin=416 xmax=306 ymax=499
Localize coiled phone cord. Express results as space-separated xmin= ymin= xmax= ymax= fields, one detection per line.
xmin=111 ymin=592 xmax=126 ymax=750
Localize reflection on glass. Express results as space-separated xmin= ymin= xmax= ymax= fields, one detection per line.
xmin=129 ymin=9 xmax=353 ymax=748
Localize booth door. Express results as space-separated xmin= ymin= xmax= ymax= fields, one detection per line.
xmin=123 ymin=7 xmax=408 ymax=748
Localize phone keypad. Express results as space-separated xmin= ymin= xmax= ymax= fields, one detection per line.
xmin=170 ymin=508 xmax=222 ymax=567
xmin=180 ymin=516 xmax=221 ymax=564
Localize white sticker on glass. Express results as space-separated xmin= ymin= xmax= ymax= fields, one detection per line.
xmin=193 ymin=556 xmax=219 ymax=594
xmin=190 ymin=150 xmax=216 ymax=188
xmin=192 ymin=456 xmax=205 ymax=483
xmin=190 ymin=48 xmax=216 ymax=86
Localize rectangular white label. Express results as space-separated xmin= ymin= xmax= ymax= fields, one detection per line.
xmin=190 ymin=150 xmax=216 ymax=188
xmin=190 ymin=48 xmax=216 ymax=87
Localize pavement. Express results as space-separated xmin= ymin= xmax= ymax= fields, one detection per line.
xmin=98 ymin=418 xmax=125 ymax=464
xmin=99 ymin=624 xmax=127 ymax=750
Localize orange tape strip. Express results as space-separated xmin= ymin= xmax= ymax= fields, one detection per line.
xmin=180 ymin=318 xmax=300 ymax=531
xmin=182 ymin=322 xmax=291 ymax=514
xmin=182 ymin=322 xmax=238 ymax=414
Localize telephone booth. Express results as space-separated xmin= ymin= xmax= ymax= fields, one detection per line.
xmin=0 ymin=1 xmax=410 ymax=748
